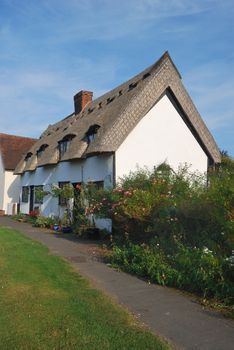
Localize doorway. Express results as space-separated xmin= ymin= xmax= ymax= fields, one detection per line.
xmin=29 ymin=186 xmax=34 ymax=212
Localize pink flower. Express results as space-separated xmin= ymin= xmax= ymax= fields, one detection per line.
xmin=124 ymin=191 xmax=132 ymax=197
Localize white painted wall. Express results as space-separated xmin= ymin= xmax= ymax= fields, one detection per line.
xmin=0 ymin=153 xmax=21 ymax=214
xmin=20 ymin=155 xmax=113 ymax=221
xmin=116 ymin=94 xmax=208 ymax=179
xmin=4 ymin=171 xmax=21 ymax=214
xmin=0 ymin=155 xmax=5 ymax=210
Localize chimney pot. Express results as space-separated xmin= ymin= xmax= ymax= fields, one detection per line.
xmin=74 ymin=90 xmax=93 ymax=114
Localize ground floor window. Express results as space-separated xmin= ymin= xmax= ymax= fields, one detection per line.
xmin=34 ymin=185 xmax=44 ymax=204
xmin=87 ymin=180 xmax=104 ymax=190
xmin=94 ymin=181 xmax=104 ymax=190
xmin=22 ymin=186 xmax=29 ymax=203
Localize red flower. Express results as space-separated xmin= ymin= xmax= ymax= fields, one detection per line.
xmin=29 ymin=210 xmax=38 ymax=218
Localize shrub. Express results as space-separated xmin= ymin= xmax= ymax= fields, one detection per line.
xmin=90 ymin=160 xmax=234 ymax=305
xmin=34 ymin=216 xmax=55 ymax=228
xmin=13 ymin=212 xmax=26 ymax=222
xmin=90 ymin=161 xmax=233 ymax=253
xmin=111 ymin=242 xmax=234 ymax=304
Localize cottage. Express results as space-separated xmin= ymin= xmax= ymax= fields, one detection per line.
xmin=0 ymin=133 xmax=36 ymax=215
xmin=15 ymin=52 xmax=221 ymax=226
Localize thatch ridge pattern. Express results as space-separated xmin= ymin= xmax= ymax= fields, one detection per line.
xmin=14 ymin=52 xmax=220 ymax=175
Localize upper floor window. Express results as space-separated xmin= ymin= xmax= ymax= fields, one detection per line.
xmin=85 ymin=124 xmax=100 ymax=144
xmin=37 ymin=144 xmax=48 ymax=158
xmin=58 ymin=134 xmax=75 ymax=159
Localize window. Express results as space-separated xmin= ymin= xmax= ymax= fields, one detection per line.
xmin=85 ymin=124 xmax=100 ymax=144
xmin=22 ymin=186 xmax=29 ymax=203
xmin=86 ymin=180 xmax=104 ymax=193
xmin=34 ymin=185 xmax=44 ymax=204
xmin=58 ymin=182 xmax=70 ymax=206
xmin=37 ymin=144 xmax=48 ymax=158
xmin=93 ymin=181 xmax=104 ymax=190
xmin=107 ymin=96 xmax=115 ymax=104
xmin=58 ymin=134 xmax=76 ymax=159
xmin=129 ymin=82 xmax=138 ymax=90
xmin=142 ymin=72 xmax=150 ymax=80
xmin=88 ymin=107 xmax=94 ymax=114
xmin=25 ymin=152 xmax=32 ymax=162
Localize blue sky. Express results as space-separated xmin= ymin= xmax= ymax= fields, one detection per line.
xmin=0 ymin=0 xmax=233 ymax=155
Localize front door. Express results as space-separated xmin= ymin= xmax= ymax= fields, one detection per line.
xmin=29 ymin=186 xmax=34 ymax=212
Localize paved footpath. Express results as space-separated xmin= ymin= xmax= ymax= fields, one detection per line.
xmin=1 ymin=217 xmax=234 ymax=350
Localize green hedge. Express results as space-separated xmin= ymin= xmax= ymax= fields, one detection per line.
xmin=111 ymin=242 xmax=234 ymax=304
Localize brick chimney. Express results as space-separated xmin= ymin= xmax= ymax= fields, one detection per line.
xmin=74 ymin=90 xmax=93 ymax=114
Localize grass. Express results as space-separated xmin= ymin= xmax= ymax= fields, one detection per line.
xmin=0 ymin=227 xmax=168 ymax=350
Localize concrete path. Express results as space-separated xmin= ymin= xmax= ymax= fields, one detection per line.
xmin=1 ymin=216 xmax=234 ymax=350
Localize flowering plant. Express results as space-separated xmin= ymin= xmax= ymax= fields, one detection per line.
xmin=29 ymin=209 xmax=39 ymax=218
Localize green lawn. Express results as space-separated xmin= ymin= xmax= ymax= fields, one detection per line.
xmin=0 ymin=227 xmax=168 ymax=350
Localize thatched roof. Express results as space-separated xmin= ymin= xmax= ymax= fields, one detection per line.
xmin=0 ymin=133 xmax=36 ymax=171
xmin=15 ymin=51 xmax=221 ymax=175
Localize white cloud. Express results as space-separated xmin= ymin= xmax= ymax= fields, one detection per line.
xmin=0 ymin=0 xmax=233 ymax=155
xmin=2 ymin=0 xmax=224 ymax=44
xmin=0 ymin=55 xmax=120 ymax=137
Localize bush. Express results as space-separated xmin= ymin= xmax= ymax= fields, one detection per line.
xmin=111 ymin=242 xmax=234 ymax=305
xmin=90 ymin=159 xmax=234 ymax=306
xmin=13 ymin=212 xmax=26 ymax=221
xmin=34 ymin=216 xmax=55 ymax=228
xmin=89 ymin=161 xmax=233 ymax=253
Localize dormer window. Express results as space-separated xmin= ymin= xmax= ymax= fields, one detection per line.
xmin=85 ymin=124 xmax=100 ymax=144
xmin=142 ymin=72 xmax=150 ymax=80
xmin=58 ymin=134 xmax=75 ymax=159
xmin=37 ymin=144 xmax=48 ymax=158
xmin=88 ymin=107 xmax=94 ymax=114
xmin=129 ymin=82 xmax=138 ymax=90
xmin=107 ymin=96 xmax=115 ymax=104
xmin=25 ymin=152 xmax=33 ymax=162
